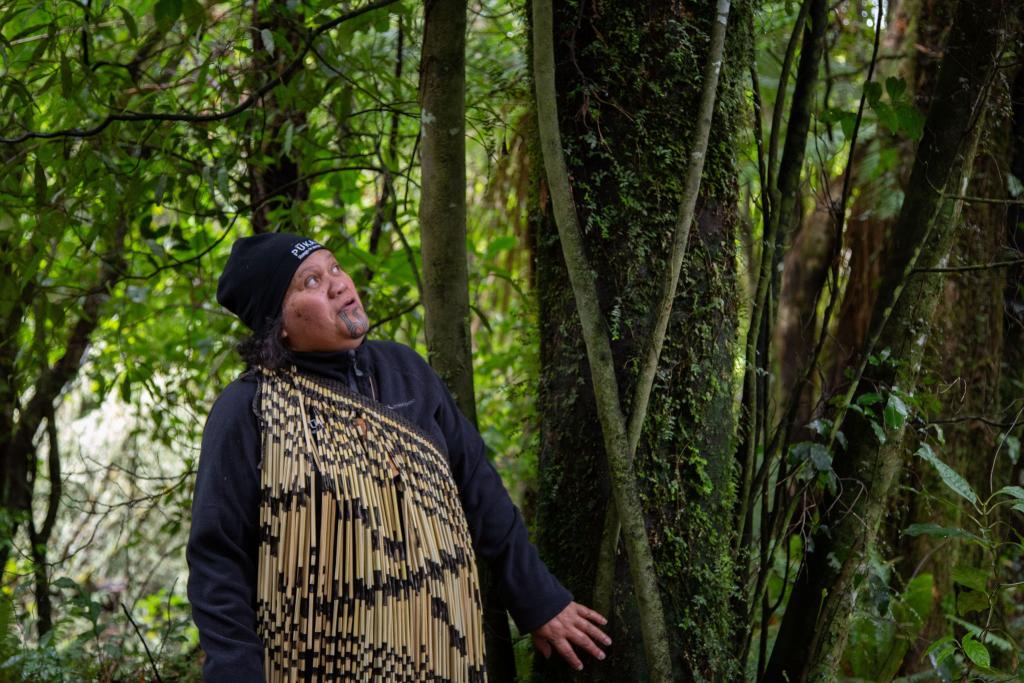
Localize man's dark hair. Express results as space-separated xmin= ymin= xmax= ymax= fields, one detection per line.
xmin=236 ymin=314 xmax=289 ymax=369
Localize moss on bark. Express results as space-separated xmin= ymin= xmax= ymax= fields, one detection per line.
xmin=530 ymin=0 xmax=752 ymax=679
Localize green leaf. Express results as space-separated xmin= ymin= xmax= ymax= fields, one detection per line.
xmin=894 ymin=573 xmax=933 ymax=630
xmin=27 ymin=26 xmax=49 ymax=64
xmin=952 ymin=566 xmax=988 ymax=592
xmin=916 ymin=442 xmax=978 ymax=505
xmin=260 ymin=28 xmax=275 ymax=57
xmin=924 ymin=635 xmax=956 ymax=665
xmin=997 ymin=485 xmax=1024 ymax=500
xmin=217 ymin=166 xmax=231 ymax=200
xmin=948 ymin=616 xmax=1014 ymax=652
xmin=59 ymin=56 xmax=73 ymax=98
xmin=873 ymin=100 xmax=900 ymax=134
xmin=790 ymin=442 xmax=833 ymax=472
xmin=33 ymin=158 xmax=47 ymax=205
xmin=809 ymin=444 xmax=831 ymax=472
xmin=120 ymin=373 xmax=132 ymax=403
xmin=819 ymin=108 xmax=857 ymax=139
xmin=864 ymin=81 xmax=882 ymax=106
xmin=903 ymin=522 xmax=978 ymax=541
xmin=883 ymin=393 xmax=908 ymax=429
xmin=962 ymin=633 xmax=990 ymax=668
xmin=283 ymin=120 xmax=294 ymax=156
xmin=895 ymin=102 xmax=925 ymax=140
xmin=53 ymin=576 xmax=78 ymax=590
xmin=485 ymin=235 xmax=518 ymax=258
xmin=870 ymin=420 xmax=886 ymax=444
xmin=885 ymin=76 xmax=907 ymax=101
xmin=1008 ymin=173 xmax=1023 ymax=198
xmin=119 ymin=6 xmax=138 ymax=39
xmin=1004 ymin=434 xmax=1020 ymax=465
xmin=956 ymin=590 xmax=988 ymax=617
xmin=924 ymin=635 xmax=954 ymax=657
xmin=856 ymin=392 xmax=883 ymax=407
xmin=182 ymin=0 xmax=205 ymax=33
xmin=154 ymin=0 xmax=182 ymax=30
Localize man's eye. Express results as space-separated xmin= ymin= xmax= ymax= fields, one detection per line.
xmin=305 ymin=275 xmax=319 ymax=287
xmin=330 ymin=264 xmax=341 ymax=274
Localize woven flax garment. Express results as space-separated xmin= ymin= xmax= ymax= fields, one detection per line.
xmin=255 ymin=367 xmax=486 ymax=682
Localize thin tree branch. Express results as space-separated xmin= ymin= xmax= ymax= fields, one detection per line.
xmin=122 ymin=603 xmax=164 ymax=683
xmin=946 ymin=195 xmax=1024 ymax=205
xmin=913 ymin=258 xmax=1024 ymax=273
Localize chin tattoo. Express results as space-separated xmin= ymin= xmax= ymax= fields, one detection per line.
xmin=339 ymin=310 xmax=367 ymax=337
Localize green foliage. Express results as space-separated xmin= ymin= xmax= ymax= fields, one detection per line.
xmin=0 ymin=577 xmax=199 ymax=682
xmin=846 ymin=570 xmax=934 ymax=681
xmin=1 ymin=0 xmax=539 ymax=678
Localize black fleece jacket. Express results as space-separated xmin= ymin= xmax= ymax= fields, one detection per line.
xmin=186 ymin=339 xmax=571 ymax=682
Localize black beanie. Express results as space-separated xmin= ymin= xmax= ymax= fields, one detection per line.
xmin=216 ymin=233 xmax=324 ymax=334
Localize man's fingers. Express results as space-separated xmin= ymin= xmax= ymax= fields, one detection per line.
xmin=579 ymin=619 xmax=612 ymax=647
xmin=534 ymin=636 xmax=552 ymax=659
xmin=567 ymin=627 xmax=606 ymax=661
xmin=577 ymin=605 xmax=608 ymax=626
xmin=553 ymin=637 xmax=584 ymax=671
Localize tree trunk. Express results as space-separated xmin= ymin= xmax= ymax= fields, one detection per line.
xmin=895 ymin=64 xmax=1019 ymax=676
xmin=27 ymin=416 xmax=60 ymax=637
xmin=774 ymin=184 xmax=838 ymax=440
xmin=763 ymin=1 xmax=1014 ymax=678
xmin=247 ymin=3 xmax=308 ymax=233
xmin=999 ymin=66 xmax=1024 ymax=520
xmin=419 ymin=0 xmax=477 ymax=425
xmin=531 ymin=0 xmax=751 ymax=679
xmin=420 ymin=2 xmax=518 ymax=681
xmin=1005 ymin=52 xmax=1024 ymax=447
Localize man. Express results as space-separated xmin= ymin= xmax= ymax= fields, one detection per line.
xmin=187 ymin=233 xmax=609 ymax=682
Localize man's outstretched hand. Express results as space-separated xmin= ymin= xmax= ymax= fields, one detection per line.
xmin=531 ymin=602 xmax=611 ymax=671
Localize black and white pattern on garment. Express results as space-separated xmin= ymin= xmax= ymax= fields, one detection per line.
xmin=255 ymin=366 xmax=486 ymax=683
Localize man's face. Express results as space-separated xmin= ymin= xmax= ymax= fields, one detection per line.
xmin=280 ymin=249 xmax=369 ymax=352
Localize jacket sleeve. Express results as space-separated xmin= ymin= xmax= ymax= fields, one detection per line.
xmin=186 ymin=379 xmax=265 ymax=682
xmin=429 ymin=369 xmax=573 ymax=633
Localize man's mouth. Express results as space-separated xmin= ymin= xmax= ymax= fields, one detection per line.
xmin=338 ymin=297 xmax=360 ymax=315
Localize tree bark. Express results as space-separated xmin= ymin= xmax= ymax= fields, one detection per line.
xmin=895 ymin=59 xmax=1019 ymax=677
xmin=531 ymin=0 xmax=751 ymax=679
xmin=0 ymin=225 xmax=124 ymax=575
xmin=769 ymin=0 xmax=831 ymax=429
xmin=419 ymin=0 xmax=477 ymax=425
xmin=28 ymin=416 xmax=61 ymax=637
xmin=763 ymin=1 xmax=1014 ymax=679
xmin=774 ymin=185 xmax=838 ymax=440
xmin=247 ymin=3 xmax=308 ymax=233
xmin=1003 ymin=64 xmax=1024 ymax=517
xmin=420 ymin=2 xmax=518 ymax=681
xmin=828 ymin=0 xmax=954 ymax=387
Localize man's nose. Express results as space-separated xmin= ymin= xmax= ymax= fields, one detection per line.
xmin=328 ymin=274 xmax=347 ymax=298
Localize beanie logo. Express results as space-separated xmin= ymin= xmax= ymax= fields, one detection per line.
xmin=290 ymin=239 xmax=321 ymax=261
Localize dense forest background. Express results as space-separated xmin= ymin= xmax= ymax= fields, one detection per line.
xmin=0 ymin=0 xmax=1022 ymax=680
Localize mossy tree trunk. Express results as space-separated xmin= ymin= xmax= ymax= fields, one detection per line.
xmin=1005 ymin=60 xmax=1024 ymax=471
xmin=894 ymin=61 xmax=1019 ymax=674
xmin=763 ymin=0 xmax=1016 ymax=678
xmin=530 ymin=0 xmax=751 ymax=679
